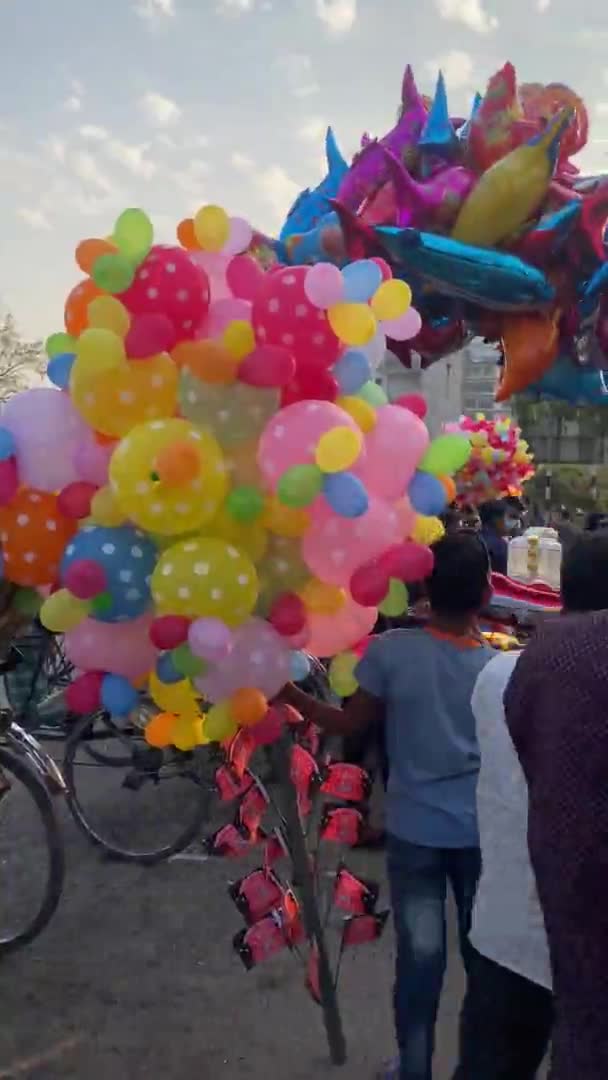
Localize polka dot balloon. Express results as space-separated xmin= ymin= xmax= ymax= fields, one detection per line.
xmin=252 ymin=266 xmax=342 ymax=372
xmin=61 ymin=524 xmax=157 ymax=623
xmin=179 ymin=375 xmax=279 ymax=449
xmin=0 ymin=489 xmax=77 ymax=588
xmin=151 ymin=537 xmax=258 ymax=625
xmin=120 ymin=245 xmax=210 ymax=341
xmin=70 ymin=352 xmax=178 ymax=438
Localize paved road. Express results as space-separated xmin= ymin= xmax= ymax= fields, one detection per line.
xmin=1 ymin=747 xmax=465 ymax=1080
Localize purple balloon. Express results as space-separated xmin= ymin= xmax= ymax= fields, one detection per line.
xmin=195 ymin=617 xmax=290 ymax=703
xmin=188 ymin=617 xmax=233 ymax=662
xmin=2 ymin=388 xmax=89 ymax=493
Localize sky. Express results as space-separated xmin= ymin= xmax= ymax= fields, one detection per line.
xmin=1 ymin=0 xmax=608 ymax=340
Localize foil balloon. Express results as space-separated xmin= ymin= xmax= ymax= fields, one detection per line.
xmin=496 ymin=310 xmax=560 ymax=401
xmin=280 ymin=128 xmax=348 ymax=243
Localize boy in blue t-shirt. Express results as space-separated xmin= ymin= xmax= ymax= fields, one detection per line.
xmin=282 ymin=532 xmax=493 ymax=1080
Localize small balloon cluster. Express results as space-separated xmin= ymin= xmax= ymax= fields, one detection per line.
xmin=275 ymin=61 xmax=608 ymax=405
xmin=0 ymin=201 xmax=471 ymax=750
xmin=446 ymin=414 xmax=535 ymax=506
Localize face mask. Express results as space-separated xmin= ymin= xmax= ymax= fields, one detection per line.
xmin=505 ymin=517 xmax=518 ymax=530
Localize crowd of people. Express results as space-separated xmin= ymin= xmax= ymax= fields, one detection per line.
xmin=280 ymin=505 xmax=608 ymax=1080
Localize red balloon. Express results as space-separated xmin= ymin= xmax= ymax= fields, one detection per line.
xmin=350 ymin=560 xmax=390 ymax=607
xmin=268 ymin=592 xmax=307 ymax=637
xmin=252 ymin=266 xmax=342 ymax=372
xmin=66 ymin=671 xmax=103 ymax=714
xmin=380 ymin=542 xmax=434 ymax=583
xmin=64 ymin=559 xmax=106 ymax=600
xmin=281 ymin=367 xmax=338 ymax=406
xmin=395 ymin=393 xmax=428 ymax=419
xmin=125 ymin=313 xmax=177 ymax=359
xmin=226 ymin=255 xmax=264 ymax=301
xmin=0 ymin=458 xmax=18 ymax=506
xmin=371 ymin=257 xmax=392 ymax=281
xmin=250 ymin=706 xmax=284 ymax=746
xmin=120 ymin=245 xmax=210 ymax=341
xmin=239 ymin=345 xmax=296 ymax=388
xmin=150 ymin=615 xmax=191 ymax=650
xmin=57 ymin=482 xmax=97 ymax=520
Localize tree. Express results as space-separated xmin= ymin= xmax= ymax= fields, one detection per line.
xmin=0 ymin=313 xmax=45 ymax=403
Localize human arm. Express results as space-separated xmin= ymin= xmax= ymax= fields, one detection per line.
xmin=280 ymin=681 xmax=382 ymax=737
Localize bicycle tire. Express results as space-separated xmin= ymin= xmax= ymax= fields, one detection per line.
xmin=63 ymin=714 xmax=212 ymax=865
xmin=0 ymin=746 xmax=65 ymax=955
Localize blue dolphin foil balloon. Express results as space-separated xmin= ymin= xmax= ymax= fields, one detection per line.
xmin=526 ymin=354 xmax=608 ymax=405
xmin=279 ymin=128 xmax=348 ymax=243
xmin=375 ymin=226 xmax=556 ymax=312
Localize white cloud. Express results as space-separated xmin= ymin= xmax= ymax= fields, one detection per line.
xmin=216 ymin=0 xmax=254 ymax=11
xmin=105 ymin=139 xmax=157 ymax=179
xmin=63 ymin=95 xmax=82 ymax=113
xmin=71 ymin=150 xmax=116 ymax=195
xmin=298 ymin=117 xmax=327 ymax=142
xmin=42 ymin=135 xmax=67 ymax=163
xmin=134 ymin=0 xmax=175 ymax=26
xmin=254 ymin=165 xmax=300 ymax=227
xmin=140 ymin=91 xmax=181 ymax=127
xmin=315 ymin=0 xmax=357 ymax=33
xmin=276 ymin=53 xmax=320 ymax=98
xmin=596 ymin=103 xmax=608 ymax=117
xmin=425 ymin=50 xmax=474 ymax=90
xmin=537 ymin=0 xmax=550 ymax=9
xmin=436 ymin=0 xmax=498 ymax=34
xmin=169 ymin=159 xmax=210 ymax=198
xmin=79 ymin=125 xmax=109 ymax=141
xmin=231 ymin=151 xmax=254 ymax=170
xmin=17 ymin=208 xmax=52 ymax=231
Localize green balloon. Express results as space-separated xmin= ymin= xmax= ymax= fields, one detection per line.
xmin=226 ymin=486 xmax=265 ymax=524
xmin=92 ymin=253 xmax=135 ymax=295
xmin=277 ymin=464 xmax=323 ymax=508
xmin=419 ymin=434 xmax=471 ymax=476
xmin=46 ymin=331 xmax=76 ymax=358
xmin=379 ymin=579 xmax=409 ymax=617
xmin=14 ymin=587 xmax=42 ymax=617
xmin=357 ymin=381 xmax=388 ymax=406
xmin=113 ymin=208 xmax=154 ymax=263
xmin=91 ymin=592 xmax=112 ymax=616
xmin=171 ymin=644 xmax=206 ymax=678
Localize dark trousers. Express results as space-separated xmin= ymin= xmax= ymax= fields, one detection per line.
xmin=454 ymin=947 xmax=553 ymax=1080
xmin=386 ymin=834 xmax=482 ymax=1080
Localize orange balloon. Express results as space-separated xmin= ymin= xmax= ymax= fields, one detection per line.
xmin=64 ymin=279 xmax=102 ymax=337
xmin=229 ymin=687 xmax=268 ymax=728
xmin=171 ymin=340 xmax=239 ymax=384
xmin=177 ymin=218 xmax=199 ymax=251
xmin=145 ymin=712 xmax=178 ymax=748
xmin=155 ymin=440 xmax=202 ymax=487
xmin=440 ymin=476 xmax=456 ymax=503
xmin=0 ymin=489 xmax=76 ymax=588
xmin=75 ymin=237 xmax=118 ymax=275
xmin=496 ymin=311 xmax=559 ymax=402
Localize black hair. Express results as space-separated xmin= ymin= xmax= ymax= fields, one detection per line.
xmin=426 ymin=531 xmax=490 ymax=616
xmin=479 ymin=500 xmax=506 ymax=527
xmin=585 ymin=512 xmax=606 ymax=533
xmin=440 ymin=506 xmax=461 ymax=532
xmin=561 ymin=532 xmax=608 ymax=613
xmin=559 ymin=505 xmax=571 ymax=521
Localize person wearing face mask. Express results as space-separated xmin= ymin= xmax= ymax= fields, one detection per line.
xmin=479 ymin=501 xmax=508 ymax=575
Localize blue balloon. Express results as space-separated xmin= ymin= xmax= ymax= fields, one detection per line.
xmin=418 ymin=72 xmax=458 ymax=162
xmin=334 ymin=350 xmax=372 ymax=394
xmin=289 ymin=651 xmax=312 ymax=683
xmin=61 ymin=525 xmax=157 ymax=623
xmin=342 ymin=259 xmax=383 ymax=303
xmin=156 ymin=653 xmax=183 ymax=685
xmin=47 ymin=352 xmax=75 ymax=390
xmin=0 ymin=427 xmax=16 ymax=462
xmin=408 ymin=471 xmax=448 ymax=516
xmin=526 ymin=354 xmax=608 ymax=406
xmin=323 ymin=472 xmax=369 ymax=518
xmin=101 ymin=674 xmax=138 ymax=716
xmin=280 ymin=128 xmax=348 ymax=242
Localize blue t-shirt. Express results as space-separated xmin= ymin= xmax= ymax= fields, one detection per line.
xmin=355 ymin=628 xmax=492 ymax=848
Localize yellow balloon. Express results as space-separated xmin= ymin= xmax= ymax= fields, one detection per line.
xmin=262 ymin=495 xmax=310 ymax=538
xmin=315 ymin=426 xmax=362 ymax=473
xmin=193 ymin=204 xmax=230 ymax=252
xmin=152 ymin=537 xmax=258 ymax=625
xmin=300 ymin=578 xmax=346 ymax=615
xmin=149 ymin=670 xmax=199 ymax=717
xmin=71 ymin=352 xmax=178 ymax=437
xmin=412 ymin=515 xmax=445 ymax=545
xmin=371 ymin=279 xmax=412 ymax=321
xmin=223 ymin=320 xmax=255 ymax=360
xmin=172 ymin=715 xmax=206 ymax=751
xmin=76 ymin=328 xmax=126 ymax=376
xmin=203 ymin=701 xmax=238 ymax=743
xmin=110 ymin=418 xmax=227 ymax=535
xmin=336 ymin=395 xmax=377 ymax=433
xmin=470 ymin=432 xmax=488 ymax=448
xmin=40 ymin=589 xmax=90 ymax=632
xmin=329 ymin=652 xmax=359 ymax=697
xmin=90 ymin=485 xmax=127 ymax=526
xmin=328 ymin=303 xmax=376 ymax=347
xmin=207 ymin=505 xmax=268 ymax=564
xmin=87 ymin=296 xmax=130 ymax=338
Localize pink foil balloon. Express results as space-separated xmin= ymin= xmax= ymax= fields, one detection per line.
xmin=355 ymin=405 xmax=429 ymax=501
xmin=306 ymin=596 xmax=378 ymax=657
xmin=65 ymin=613 xmax=157 ymax=680
xmin=190 ymin=251 xmax=232 ymax=302
xmin=2 ymin=387 xmax=89 ymax=493
xmin=258 ymin=400 xmax=361 ymax=488
xmin=195 ymin=617 xmax=290 ymax=703
xmin=302 ymin=496 xmax=401 ymax=586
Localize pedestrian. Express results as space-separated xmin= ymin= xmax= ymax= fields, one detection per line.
xmin=279 ymin=532 xmax=494 ymax=1080
xmin=553 ymin=505 xmax=578 ymax=552
xmin=504 ymin=532 xmax=608 ymax=1080
xmin=479 ymin=500 xmax=508 ymax=574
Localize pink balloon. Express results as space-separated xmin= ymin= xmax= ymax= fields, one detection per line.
xmin=258 ymin=400 xmax=361 ymax=488
xmin=57 ymin=481 xmax=97 ymax=520
xmin=0 ymin=459 xmax=18 ymax=505
xmin=380 ymin=541 xmax=434 ymax=582
xmin=188 ymin=617 xmax=233 ymax=663
xmin=306 ymin=596 xmax=378 ymax=658
xmin=355 ymin=405 xmax=429 ymax=501
xmin=190 ymin=250 xmax=232 ymax=303
xmin=65 ymin=613 xmax=157 ymax=680
xmin=223 ymin=217 xmax=253 ymax=257
xmin=2 ymin=388 xmax=89 ymax=493
xmin=252 ymin=266 xmax=342 ymax=372
xmin=382 ymin=307 xmax=422 ymax=342
xmin=195 ymin=618 xmax=290 ymax=703
xmin=226 ymin=255 xmax=264 ymax=301
xmin=350 ymin=560 xmax=390 ymax=607
xmin=393 ymin=495 xmax=417 ymax=538
xmin=302 ymin=496 xmax=401 ymax=586
xmin=303 ymin=264 xmax=344 ymax=309
xmin=239 ymin=345 xmax=295 ymax=388
xmin=66 ymin=671 xmax=103 ymax=714
xmin=395 ymin=393 xmax=428 ymax=419
xmin=198 ymin=297 xmax=252 ymax=339
xmin=73 ymin=430 xmax=115 ymax=487
xmin=64 ymin=559 xmax=107 ymax=600
xmin=125 ymin=313 xmax=177 ymax=359
xmin=120 ymin=245 xmax=210 ymax=340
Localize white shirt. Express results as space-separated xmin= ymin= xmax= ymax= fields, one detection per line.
xmin=470 ymin=651 xmax=552 ymax=989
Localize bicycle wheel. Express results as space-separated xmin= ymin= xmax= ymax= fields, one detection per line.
xmin=64 ymin=714 xmax=213 ymax=864
xmin=0 ymin=746 xmax=65 ymax=955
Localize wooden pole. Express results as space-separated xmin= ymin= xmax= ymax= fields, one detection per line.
xmin=272 ymin=732 xmax=347 ymax=1067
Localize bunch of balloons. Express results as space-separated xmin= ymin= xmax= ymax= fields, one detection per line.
xmin=1 ymin=203 xmax=472 ymax=751
xmin=446 ymin=414 xmax=535 ymax=506
xmin=274 ymin=62 xmax=608 ymax=405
